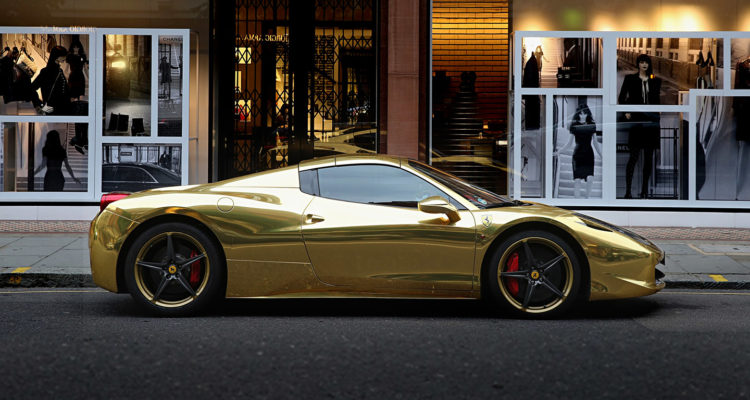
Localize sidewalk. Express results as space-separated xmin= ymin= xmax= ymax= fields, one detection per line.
xmin=1 ymin=221 xmax=750 ymax=289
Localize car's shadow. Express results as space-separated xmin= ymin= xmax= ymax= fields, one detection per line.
xmin=107 ymin=295 xmax=662 ymax=320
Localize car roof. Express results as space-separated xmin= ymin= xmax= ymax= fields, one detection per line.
xmin=299 ymin=154 xmax=404 ymax=170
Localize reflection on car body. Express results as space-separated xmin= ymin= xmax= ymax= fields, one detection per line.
xmin=90 ymin=155 xmax=665 ymax=317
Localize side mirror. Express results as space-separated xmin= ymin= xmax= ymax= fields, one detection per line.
xmin=418 ymin=196 xmax=461 ymax=223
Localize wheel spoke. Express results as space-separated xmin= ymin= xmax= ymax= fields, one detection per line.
xmin=522 ymin=240 xmax=538 ymax=269
xmin=151 ymin=275 xmax=170 ymax=302
xmin=137 ymin=261 xmax=166 ymax=271
xmin=521 ymin=282 xmax=535 ymax=309
xmin=540 ymin=277 xmax=564 ymax=299
xmin=540 ymin=254 xmax=566 ymax=273
xmin=178 ymin=253 xmax=206 ymax=270
xmin=166 ymin=233 xmax=175 ymax=262
xmin=176 ymin=272 xmax=197 ymax=297
xmin=500 ymin=270 xmax=530 ymax=279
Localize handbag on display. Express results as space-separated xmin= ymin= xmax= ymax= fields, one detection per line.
xmin=107 ymin=112 xmax=118 ymax=131
xmin=132 ymin=118 xmax=145 ymax=135
xmin=71 ymin=100 xmax=88 ymax=116
xmin=117 ymin=114 xmax=129 ymax=132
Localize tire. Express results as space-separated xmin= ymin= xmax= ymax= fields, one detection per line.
xmin=486 ymin=230 xmax=581 ymax=317
xmin=124 ymin=222 xmax=224 ymax=316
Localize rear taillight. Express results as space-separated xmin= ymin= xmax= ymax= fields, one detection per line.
xmin=100 ymin=192 xmax=130 ymax=211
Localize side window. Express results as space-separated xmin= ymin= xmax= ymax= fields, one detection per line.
xmin=299 ymin=169 xmax=320 ymax=196
xmin=316 ymin=164 xmax=464 ymax=209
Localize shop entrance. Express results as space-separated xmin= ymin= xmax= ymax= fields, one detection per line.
xmin=217 ymin=0 xmax=378 ymax=179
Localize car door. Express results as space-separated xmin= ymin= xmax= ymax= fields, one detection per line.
xmin=300 ymin=163 xmax=476 ymax=292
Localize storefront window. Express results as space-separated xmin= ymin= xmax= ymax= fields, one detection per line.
xmin=616 ymin=112 xmax=685 ymax=199
xmin=0 ymin=27 xmax=189 ymax=201
xmin=521 ymin=94 xmax=545 ymax=197
xmin=158 ymin=36 xmax=184 ymax=137
xmin=0 ymin=33 xmax=90 ymax=116
xmin=513 ymin=31 xmax=749 ymax=207
xmin=103 ymin=35 xmax=151 ymax=137
xmin=102 ymin=144 xmax=181 ymax=192
xmin=521 ymin=37 xmax=602 ymax=89
xmin=553 ymin=96 xmax=602 ymax=199
xmin=1 ymin=122 xmax=88 ymax=192
xmin=617 ymin=37 xmax=723 ymax=105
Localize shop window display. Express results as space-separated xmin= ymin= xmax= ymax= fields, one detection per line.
xmin=521 ymin=94 xmax=545 ymax=197
xmin=696 ymin=95 xmax=750 ymax=201
xmin=0 ymin=33 xmax=89 ymax=116
xmin=552 ymin=96 xmax=602 ymax=199
xmin=103 ymin=35 xmax=151 ymax=136
xmin=617 ymin=37 xmax=723 ymax=105
xmin=616 ymin=112 xmax=685 ymax=199
xmin=0 ymin=122 xmax=88 ymax=192
xmin=102 ymin=144 xmax=181 ymax=192
xmin=158 ymin=35 xmax=183 ymax=137
xmin=521 ymin=37 xmax=602 ymax=89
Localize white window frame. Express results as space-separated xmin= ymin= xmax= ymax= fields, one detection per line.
xmin=513 ymin=30 xmax=750 ymax=209
xmin=0 ymin=27 xmax=189 ymax=202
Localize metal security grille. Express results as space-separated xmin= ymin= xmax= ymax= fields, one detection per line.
xmin=226 ymin=0 xmax=376 ymax=178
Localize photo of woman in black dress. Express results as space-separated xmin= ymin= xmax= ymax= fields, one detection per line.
xmin=33 ymin=130 xmax=80 ymax=191
xmin=555 ymin=102 xmax=602 ymax=198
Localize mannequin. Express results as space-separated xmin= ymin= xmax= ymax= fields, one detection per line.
xmin=556 ymin=103 xmax=602 ymax=198
xmin=618 ymin=54 xmax=662 ymax=198
xmin=523 ymin=53 xmax=541 ymax=130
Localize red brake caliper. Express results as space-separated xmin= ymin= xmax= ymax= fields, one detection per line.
xmin=506 ymin=252 xmax=520 ymax=296
xmin=188 ymin=250 xmax=201 ymax=288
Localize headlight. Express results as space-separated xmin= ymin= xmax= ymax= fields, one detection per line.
xmin=573 ymin=212 xmax=655 ymax=248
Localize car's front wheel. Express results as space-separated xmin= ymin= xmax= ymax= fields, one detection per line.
xmin=124 ymin=222 xmax=224 ymax=316
xmin=486 ymin=230 xmax=581 ymax=317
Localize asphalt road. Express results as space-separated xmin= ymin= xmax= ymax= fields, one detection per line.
xmin=1 ymin=289 xmax=749 ymax=399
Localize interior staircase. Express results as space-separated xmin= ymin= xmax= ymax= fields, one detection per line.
xmin=432 ymin=76 xmax=504 ymax=193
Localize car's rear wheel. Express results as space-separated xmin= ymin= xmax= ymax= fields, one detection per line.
xmin=487 ymin=230 xmax=581 ymax=317
xmin=124 ymin=222 xmax=224 ymax=316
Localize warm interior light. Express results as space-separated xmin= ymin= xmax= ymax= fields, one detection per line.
xmin=111 ymin=60 xmax=126 ymax=69
xmin=236 ymin=47 xmax=251 ymax=64
xmin=660 ymin=6 xmax=710 ymax=31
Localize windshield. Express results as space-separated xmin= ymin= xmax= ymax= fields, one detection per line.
xmin=408 ymin=160 xmax=513 ymax=209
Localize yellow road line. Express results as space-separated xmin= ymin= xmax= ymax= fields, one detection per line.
xmin=709 ymin=274 xmax=729 ymax=282
xmin=10 ymin=267 xmax=31 ymax=273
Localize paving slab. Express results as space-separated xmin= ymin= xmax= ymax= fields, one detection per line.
xmin=692 ymin=244 xmax=750 ymax=255
xmin=62 ymin=237 xmax=89 ymax=250
xmin=0 ymin=236 xmax=22 ymax=247
xmin=32 ymin=250 xmax=90 ymax=269
xmin=11 ymin=235 xmax=78 ymax=247
xmin=654 ymin=243 xmax=698 ymax=255
xmin=0 ymin=256 xmax=46 ymax=269
xmin=0 ymin=245 xmax=68 ymax=257
xmin=665 ymin=254 xmax=750 ymax=274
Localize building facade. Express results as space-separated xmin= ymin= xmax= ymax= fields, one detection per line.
xmin=1 ymin=0 xmax=750 ymax=227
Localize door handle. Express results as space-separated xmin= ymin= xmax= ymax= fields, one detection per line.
xmin=305 ymin=214 xmax=325 ymax=224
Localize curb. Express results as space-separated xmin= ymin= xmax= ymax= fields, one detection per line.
xmin=664 ymin=280 xmax=750 ymax=290
xmin=2 ymin=273 xmax=749 ymax=291
xmin=0 ymin=273 xmax=95 ymax=288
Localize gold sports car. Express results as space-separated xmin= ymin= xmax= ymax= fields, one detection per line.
xmin=89 ymin=155 xmax=665 ymax=316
